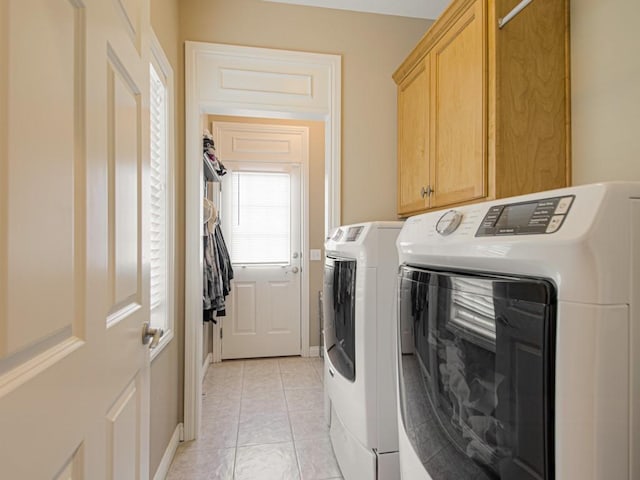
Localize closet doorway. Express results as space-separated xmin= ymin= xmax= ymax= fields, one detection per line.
xmin=184 ymin=41 xmax=341 ymax=441
xmin=214 ymin=122 xmax=307 ymax=359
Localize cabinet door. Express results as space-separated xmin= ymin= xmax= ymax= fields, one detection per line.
xmin=397 ymin=57 xmax=430 ymax=216
xmin=430 ymin=0 xmax=485 ymax=208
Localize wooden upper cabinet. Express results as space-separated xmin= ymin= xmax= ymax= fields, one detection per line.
xmin=430 ymin=0 xmax=485 ymax=208
xmin=397 ymin=57 xmax=430 ymax=216
xmin=493 ymin=0 xmax=570 ymax=198
xmin=393 ymin=0 xmax=571 ymax=217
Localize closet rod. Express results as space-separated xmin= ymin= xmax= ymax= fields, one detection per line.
xmin=498 ymin=0 xmax=533 ymax=29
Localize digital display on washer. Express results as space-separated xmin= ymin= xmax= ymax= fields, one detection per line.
xmin=476 ymin=195 xmax=574 ymax=236
xmin=495 ymin=203 xmax=539 ymax=229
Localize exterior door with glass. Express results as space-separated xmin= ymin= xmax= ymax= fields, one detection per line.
xmin=221 ymin=163 xmax=302 ymax=359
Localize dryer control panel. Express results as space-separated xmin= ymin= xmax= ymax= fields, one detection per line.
xmin=345 ymin=226 xmax=364 ymax=241
xmin=476 ymin=195 xmax=575 ymax=236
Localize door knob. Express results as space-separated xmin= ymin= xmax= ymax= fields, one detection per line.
xmin=292 ymin=266 xmax=299 ymax=274
xmin=142 ymin=321 xmax=164 ymax=348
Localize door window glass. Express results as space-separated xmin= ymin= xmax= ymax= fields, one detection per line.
xmin=229 ymin=171 xmax=290 ymax=264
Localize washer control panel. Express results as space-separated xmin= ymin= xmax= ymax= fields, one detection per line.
xmin=476 ymin=195 xmax=575 ymax=236
xmin=345 ymin=226 xmax=364 ymax=242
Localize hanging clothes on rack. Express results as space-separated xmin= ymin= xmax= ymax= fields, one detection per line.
xmin=202 ymin=223 xmax=216 ymax=320
xmin=203 ymin=221 xmax=230 ymax=322
xmin=213 ymin=220 xmax=233 ymax=298
xmin=203 ymin=129 xmax=227 ymax=180
xmin=202 ymin=130 xmax=233 ymax=323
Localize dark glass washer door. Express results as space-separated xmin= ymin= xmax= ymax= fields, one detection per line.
xmin=397 ymin=266 xmax=556 ymax=480
xmin=324 ymin=256 xmax=357 ymax=381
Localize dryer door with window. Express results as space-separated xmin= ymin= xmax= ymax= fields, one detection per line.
xmin=324 ymin=256 xmax=357 ymax=381
xmin=397 ymin=266 xmax=557 ymax=479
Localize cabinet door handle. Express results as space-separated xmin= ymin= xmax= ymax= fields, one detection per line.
xmin=420 ymin=186 xmax=434 ymax=198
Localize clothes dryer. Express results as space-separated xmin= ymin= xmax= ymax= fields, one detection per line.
xmin=324 ymin=221 xmax=403 ymax=480
xmin=395 ymin=182 xmax=640 ymax=480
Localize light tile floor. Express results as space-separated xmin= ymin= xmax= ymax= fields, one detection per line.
xmin=166 ymin=356 xmax=343 ymax=480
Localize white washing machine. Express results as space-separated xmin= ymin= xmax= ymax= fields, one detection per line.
xmin=395 ymin=182 xmax=640 ymax=480
xmin=324 ymin=221 xmax=403 ymax=480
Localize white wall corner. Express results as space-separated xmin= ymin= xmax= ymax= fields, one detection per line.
xmin=201 ymin=352 xmax=212 ymax=382
xmin=309 ymin=346 xmax=321 ymax=357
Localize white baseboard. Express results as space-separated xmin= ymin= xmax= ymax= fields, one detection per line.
xmin=201 ymin=352 xmax=212 ymax=381
xmin=153 ymin=423 xmax=183 ymax=480
xmin=309 ymin=346 xmax=321 ymax=357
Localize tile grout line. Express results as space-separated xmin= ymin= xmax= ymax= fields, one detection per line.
xmin=230 ymin=360 xmax=245 ymax=480
xmin=280 ymin=358 xmax=304 ymax=480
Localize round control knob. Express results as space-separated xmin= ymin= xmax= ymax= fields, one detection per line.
xmin=436 ymin=210 xmax=463 ymax=236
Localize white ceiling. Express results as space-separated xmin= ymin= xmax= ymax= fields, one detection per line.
xmin=262 ymin=0 xmax=450 ymax=20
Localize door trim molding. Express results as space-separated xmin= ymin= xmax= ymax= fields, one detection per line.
xmin=184 ymin=41 xmax=341 ymax=441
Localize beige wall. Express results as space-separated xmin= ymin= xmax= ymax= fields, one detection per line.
xmin=180 ymin=0 xmax=431 ymax=224
xmin=209 ymin=115 xmax=326 ymax=347
xmin=150 ymin=0 xmax=179 ymax=70
xmin=571 ymin=0 xmax=640 ymax=183
xmin=149 ymin=0 xmax=181 ymax=477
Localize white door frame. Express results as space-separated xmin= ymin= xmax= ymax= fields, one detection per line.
xmin=184 ymin=41 xmax=341 ymax=440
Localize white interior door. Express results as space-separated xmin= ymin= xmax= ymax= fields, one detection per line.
xmin=221 ymin=163 xmax=302 ymax=359
xmin=0 ymin=1 xmax=151 ymax=478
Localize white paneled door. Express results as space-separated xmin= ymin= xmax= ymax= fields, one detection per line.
xmin=222 ymin=165 xmax=302 ymax=359
xmin=0 ymin=0 xmax=151 ymax=478
xmin=215 ymin=123 xmax=308 ymax=359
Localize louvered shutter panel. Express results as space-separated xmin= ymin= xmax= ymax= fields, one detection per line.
xmin=150 ymin=64 xmax=167 ymax=326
